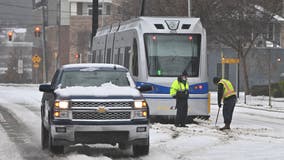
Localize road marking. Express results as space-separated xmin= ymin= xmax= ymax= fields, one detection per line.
xmin=0 ymin=112 xmax=6 ymax=122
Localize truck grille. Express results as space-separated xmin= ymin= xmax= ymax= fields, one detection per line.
xmin=72 ymin=111 xmax=131 ymax=120
xmin=75 ymin=131 xmax=129 ymax=144
xmin=71 ymin=101 xmax=133 ymax=108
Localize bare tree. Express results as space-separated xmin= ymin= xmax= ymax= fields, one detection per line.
xmin=111 ymin=0 xmax=188 ymax=22
xmin=193 ymin=0 xmax=282 ymax=94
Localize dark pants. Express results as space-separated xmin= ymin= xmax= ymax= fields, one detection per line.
xmin=175 ymin=97 xmax=188 ymax=126
xmin=223 ymin=95 xmax=237 ymax=125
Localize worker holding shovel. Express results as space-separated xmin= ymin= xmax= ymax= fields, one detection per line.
xmin=213 ymin=77 xmax=237 ymax=130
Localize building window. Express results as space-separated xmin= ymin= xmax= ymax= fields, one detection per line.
xmin=88 ymin=5 xmax=93 ymax=15
xmin=105 ymin=4 xmax=111 ymax=15
xmin=77 ymin=2 xmax=83 ymax=15
xmin=98 ymin=3 xmax=102 ymax=15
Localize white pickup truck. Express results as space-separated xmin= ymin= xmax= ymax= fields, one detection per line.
xmin=39 ymin=63 xmax=151 ymax=156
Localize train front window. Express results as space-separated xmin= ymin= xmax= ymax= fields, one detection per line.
xmin=144 ymin=34 xmax=201 ymax=77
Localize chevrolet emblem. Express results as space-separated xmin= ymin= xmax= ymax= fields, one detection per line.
xmin=97 ymin=106 xmax=107 ymax=113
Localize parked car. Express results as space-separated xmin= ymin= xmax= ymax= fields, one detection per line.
xmin=39 ymin=63 xmax=151 ymax=156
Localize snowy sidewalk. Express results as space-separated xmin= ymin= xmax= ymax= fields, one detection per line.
xmin=210 ymin=92 xmax=284 ymax=113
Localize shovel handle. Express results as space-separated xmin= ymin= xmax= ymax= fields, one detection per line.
xmin=215 ymin=107 xmax=220 ymax=126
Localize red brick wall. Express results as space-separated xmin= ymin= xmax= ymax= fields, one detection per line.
xmin=45 ymin=26 xmax=69 ymax=81
xmin=69 ymin=16 xmax=92 ymax=63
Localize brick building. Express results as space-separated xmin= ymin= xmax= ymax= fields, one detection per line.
xmin=33 ymin=0 xmax=190 ymax=81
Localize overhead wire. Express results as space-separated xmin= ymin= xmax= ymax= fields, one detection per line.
xmin=0 ymin=1 xmax=115 ymax=26
xmin=0 ymin=2 xmax=92 ymax=15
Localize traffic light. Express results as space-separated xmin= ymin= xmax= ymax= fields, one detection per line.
xmin=75 ymin=53 xmax=80 ymax=59
xmin=34 ymin=26 xmax=41 ymax=37
xmin=7 ymin=31 xmax=13 ymax=41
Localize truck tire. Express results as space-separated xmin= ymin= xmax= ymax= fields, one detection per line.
xmin=119 ymin=143 xmax=131 ymax=150
xmin=133 ymin=144 xmax=149 ymax=156
xmin=41 ymin=122 xmax=48 ymax=150
xmin=133 ymin=138 xmax=149 ymax=156
xmin=48 ymin=128 xmax=64 ymax=154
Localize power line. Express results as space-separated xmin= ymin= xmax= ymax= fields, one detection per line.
xmin=0 ymin=2 xmax=32 ymax=9
xmin=0 ymin=2 xmax=87 ymax=14
xmin=0 ymin=23 xmax=42 ymax=27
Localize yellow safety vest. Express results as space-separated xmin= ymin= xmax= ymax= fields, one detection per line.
xmin=170 ymin=79 xmax=189 ymax=97
xmin=218 ymin=79 xmax=236 ymax=99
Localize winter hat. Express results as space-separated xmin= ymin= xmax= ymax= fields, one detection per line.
xmin=213 ymin=77 xmax=221 ymax=84
xmin=182 ymin=70 xmax=189 ymax=77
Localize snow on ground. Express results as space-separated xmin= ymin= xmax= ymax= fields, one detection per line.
xmin=0 ymin=125 xmax=23 ymax=160
xmin=0 ymin=84 xmax=284 ymax=160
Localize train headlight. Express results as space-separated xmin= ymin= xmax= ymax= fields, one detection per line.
xmin=134 ymin=100 xmax=147 ymax=109
xmin=54 ymin=100 xmax=69 ymax=109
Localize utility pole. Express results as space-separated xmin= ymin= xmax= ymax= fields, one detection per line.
xmin=268 ymin=50 xmax=272 ymax=107
xmin=188 ymin=0 xmax=191 ymax=17
xmin=42 ymin=5 xmax=48 ymax=82
xmin=140 ymin=0 xmax=145 ymax=16
xmin=57 ymin=0 xmax=61 ymax=69
xmin=90 ymin=0 xmax=98 ymax=60
xmin=102 ymin=0 xmax=104 ymax=26
xmin=91 ymin=0 xmax=99 ymax=45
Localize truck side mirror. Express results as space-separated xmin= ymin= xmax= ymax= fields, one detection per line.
xmin=39 ymin=84 xmax=54 ymax=92
xmin=138 ymin=84 xmax=153 ymax=92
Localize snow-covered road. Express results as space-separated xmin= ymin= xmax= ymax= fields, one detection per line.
xmin=0 ymin=84 xmax=284 ymax=160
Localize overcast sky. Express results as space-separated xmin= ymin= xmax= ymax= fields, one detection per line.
xmin=0 ymin=0 xmax=33 ymax=27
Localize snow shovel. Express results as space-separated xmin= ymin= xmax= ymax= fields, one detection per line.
xmin=215 ymin=106 xmax=221 ymax=127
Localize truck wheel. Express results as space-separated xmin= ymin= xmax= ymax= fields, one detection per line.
xmin=48 ymin=129 xmax=64 ymax=154
xmin=118 ymin=143 xmax=130 ymax=150
xmin=41 ymin=122 xmax=48 ymax=150
xmin=133 ymin=144 xmax=149 ymax=156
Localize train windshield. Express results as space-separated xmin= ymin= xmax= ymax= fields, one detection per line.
xmin=144 ymin=34 xmax=201 ymax=77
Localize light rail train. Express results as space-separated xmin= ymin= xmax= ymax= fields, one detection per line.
xmin=90 ymin=17 xmax=210 ymax=121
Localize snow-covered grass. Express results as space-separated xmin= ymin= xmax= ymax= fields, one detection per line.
xmin=210 ymin=91 xmax=284 ymax=112
xmin=0 ymin=84 xmax=284 ymax=160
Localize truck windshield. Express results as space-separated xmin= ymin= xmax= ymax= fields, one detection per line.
xmin=144 ymin=34 xmax=201 ymax=77
xmin=59 ymin=70 xmax=130 ymax=88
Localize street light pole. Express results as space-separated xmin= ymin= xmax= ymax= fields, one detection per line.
xmin=268 ymin=50 xmax=272 ymax=107
xmin=42 ymin=5 xmax=47 ymax=82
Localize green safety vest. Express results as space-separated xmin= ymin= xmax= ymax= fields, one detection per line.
xmin=218 ymin=79 xmax=236 ymax=99
xmin=170 ymin=79 xmax=189 ymax=97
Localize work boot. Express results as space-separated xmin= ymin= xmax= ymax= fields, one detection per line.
xmin=175 ymin=124 xmax=182 ymax=127
xmin=181 ymin=124 xmax=188 ymax=128
xmin=219 ymin=124 xmax=230 ymax=130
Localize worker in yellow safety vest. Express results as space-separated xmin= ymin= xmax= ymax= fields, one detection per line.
xmin=170 ymin=70 xmax=191 ymax=127
xmin=213 ymin=77 xmax=237 ymax=130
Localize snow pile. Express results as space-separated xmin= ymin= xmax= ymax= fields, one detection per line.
xmin=55 ymin=82 xmax=141 ymax=97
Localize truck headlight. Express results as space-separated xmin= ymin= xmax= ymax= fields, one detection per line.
xmin=54 ymin=100 xmax=69 ymax=109
xmin=134 ymin=100 xmax=147 ymax=108
xmin=133 ymin=110 xmax=148 ymax=119
xmin=54 ymin=110 xmax=69 ymax=118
